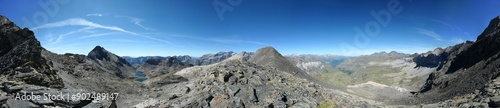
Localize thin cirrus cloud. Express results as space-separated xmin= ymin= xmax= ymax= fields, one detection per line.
xmin=426 ymin=17 xmax=471 ymax=36
xmin=79 ymin=32 xmax=118 ymax=39
xmin=115 ymin=15 xmax=150 ymax=30
xmin=31 ymin=18 xmax=174 ymax=45
xmin=413 ymin=28 xmax=443 ymax=41
xmin=109 ymin=39 xmax=151 ymax=44
xmin=86 ymin=13 xmax=103 ymax=17
xmin=49 ymin=27 xmax=95 ymax=44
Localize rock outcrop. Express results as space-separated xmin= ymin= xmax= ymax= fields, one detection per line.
xmin=137 ymin=48 xmax=383 ymax=107
xmin=412 ymin=41 xmax=473 ymax=71
xmin=0 ymin=15 xmax=63 ymax=88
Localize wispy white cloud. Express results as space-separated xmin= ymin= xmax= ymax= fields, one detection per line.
xmin=426 ymin=18 xmax=470 ymax=36
xmin=413 ymin=28 xmax=442 ymax=41
xmin=32 ymin=18 xmax=173 ymax=45
xmin=109 ymin=39 xmax=151 ymax=43
xmin=44 ymin=32 xmax=55 ymax=43
xmin=115 ymin=15 xmax=150 ymax=30
xmin=32 ymin=18 xmax=133 ymax=34
xmin=49 ymin=27 xmax=95 ymax=44
xmin=86 ymin=13 xmax=103 ymax=17
xmin=79 ymin=32 xmax=118 ymax=39
xmin=131 ymin=18 xmax=149 ymax=30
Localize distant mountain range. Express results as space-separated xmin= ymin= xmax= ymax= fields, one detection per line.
xmin=2 ymin=14 xmax=500 ymax=107
xmin=123 ymin=51 xmax=244 ymax=67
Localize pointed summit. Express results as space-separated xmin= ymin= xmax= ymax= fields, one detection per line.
xmin=249 ymin=46 xmax=340 ymax=89
xmin=249 ymin=46 xmax=308 ymax=76
xmin=93 ymin=45 xmax=105 ymax=51
xmin=86 ymin=45 xmax=134 ymax=78
xmin=88 ymin=46 xmax=110 ymax=61
xmin=477 ymin=16 xmax=500 ymax=40
xmin=87 ymin=45 xmax=130 ymax=67
xmin=255 ymin=46 xmax=280 ymax=55
xmin=249 ymin=46 xmax=288 ymax=68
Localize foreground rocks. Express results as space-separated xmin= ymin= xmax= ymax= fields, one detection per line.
xmin=0 ymin=80 xmax=113 ymax=107
xmin=138 ymin=58 xmax=384 ymax=107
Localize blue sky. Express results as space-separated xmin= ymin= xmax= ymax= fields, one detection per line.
xmin=1 ymin=0 xmax=499 ymax=57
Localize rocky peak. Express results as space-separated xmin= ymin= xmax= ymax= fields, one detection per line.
xmin=447 ymin=16 xmax=500 ymax=74
xmin=254 ymin=46 xmax=280 ymax=56
xmin=478 ymin=16 xmax=500 ymax=40
xmin=173 ymin=55 xmax=192 ymax=63
xmin=0 ymin=15 xmax=63 ymax=88
xmin=87 ymin=46 xmax=130 ymax=65
xmin=0 ymin=16 xmax=34 ymax=57
xmin=249 ymin=46 xmax=305 ymax=76
xmin=144 ymin=58 xmax=161 ymax=65
xmin=0 ymin=15 xmax=20 ymax=33
xmin=88 ymin=46 xmax=108 ymax=60
xmin=164 ymin=57 xmax=184 ymax=66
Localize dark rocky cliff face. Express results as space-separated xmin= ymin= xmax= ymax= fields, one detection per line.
xmin=413 ymin=16 xmax=500 ymax=104
xmin=412 ymin=41 xmax=473 ymax=71
xmin=446 ymin=16 xmax=500 ymax=74
xmin=0 ymin=15 xmax=63 ymax=88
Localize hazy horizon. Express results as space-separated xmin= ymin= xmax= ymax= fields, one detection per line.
xmin=1 ymin=0 xmax=499 ymax=57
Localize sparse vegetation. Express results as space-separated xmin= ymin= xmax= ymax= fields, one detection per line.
xmin=316 ymin=100 xmax=336 ymax=108
xmin=310 ymin=67 xmax=355 ymax=87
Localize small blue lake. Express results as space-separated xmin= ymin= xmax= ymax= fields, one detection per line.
xmin=135 ymin=71 xmax=147 ymax=82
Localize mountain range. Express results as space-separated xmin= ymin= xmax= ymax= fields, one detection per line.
xmin=2 ymin=15 xmax=500 ymax=107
